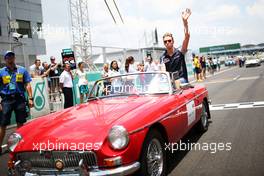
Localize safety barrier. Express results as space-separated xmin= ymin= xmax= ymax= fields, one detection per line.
xmin=9 ymin=77 xmax=51 ymax=125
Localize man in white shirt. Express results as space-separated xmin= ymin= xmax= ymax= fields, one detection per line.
xmin=29 ymin=59 xmax=43 ymax=78
xmin=59 ymin=63 xmax=73 ymax=108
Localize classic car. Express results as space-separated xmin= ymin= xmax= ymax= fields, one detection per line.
xmin=7 ymin=72 xmax=211 ymax=176
xmin=245 ymin=56 xmax=261 ymax=67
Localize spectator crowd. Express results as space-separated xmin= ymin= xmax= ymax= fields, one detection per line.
xmin=192 ymin=55 xmax=222 ymax=82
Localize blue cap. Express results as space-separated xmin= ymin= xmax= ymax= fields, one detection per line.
xmin=4 ymin=51 xmax=15 ymax=59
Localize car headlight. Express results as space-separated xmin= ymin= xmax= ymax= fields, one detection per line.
xmin=108 ymin=125 xmax=129 ymax=150
xmin=8 ymin=133 xmax=22 ymax=152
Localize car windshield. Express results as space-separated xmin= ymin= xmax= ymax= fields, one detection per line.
xmin=89 ymin=72 xmax=171 ymax=99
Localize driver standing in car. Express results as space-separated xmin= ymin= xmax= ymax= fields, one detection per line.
xmin=160 ymin=8 xmax=191 ymax=89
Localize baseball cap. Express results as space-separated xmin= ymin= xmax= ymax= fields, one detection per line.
xmin=4 ymin=51 xmax=15 ymax=59
xmin=50 ymin=56 xmax=55 ymax=60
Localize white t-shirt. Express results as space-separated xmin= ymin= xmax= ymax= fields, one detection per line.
xmin=76 ymin=69 xmax=88 ymax=86
xmin=109 ymin=69 xmax=120 ymax=77
xmin=144 ymin=62 xmax=157 ymax=72
xmin=109 ymin=69 xmax=121 ymax=87
xmin=128 ymin=64 xmax=137 ymax=73
xmin=59 ymin=70 xmax=73 ymax=88
xmin=29 ymin=64 xmax=43 ymax=76
xmin=213 ymin=58 xmax=217 ymax=65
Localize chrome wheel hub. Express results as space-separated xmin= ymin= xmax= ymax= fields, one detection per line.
xmin=147 ymin=138 xmax=163 ymax=176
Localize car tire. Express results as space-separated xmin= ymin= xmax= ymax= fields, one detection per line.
xmin=196 ymin=101 xmax=209 ymax=133
xmin=137 ymin=129 xmax=167 ymax=176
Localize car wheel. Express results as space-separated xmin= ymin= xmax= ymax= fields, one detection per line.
xmin=197 ymin=101 xmax=209 ymax=133
xmin=138 ymin=129 xmax=167 ymax=176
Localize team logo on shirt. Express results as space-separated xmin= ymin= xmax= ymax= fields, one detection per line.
xmin=164 ymin=58 xmax=170 ymax=64
xmin=161 ymin=56 xmax=170 ymax=64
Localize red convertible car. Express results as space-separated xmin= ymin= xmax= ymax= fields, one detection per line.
xmin=7 ymin=72 xmax=211 ymax=176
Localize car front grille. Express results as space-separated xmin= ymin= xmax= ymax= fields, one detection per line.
xmin=15 ymin=151 xmax=97 ymax=174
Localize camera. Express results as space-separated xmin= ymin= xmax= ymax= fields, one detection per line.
xmin=12 ymin=32 xmax=23 ymax=39
xmin=12 ymin=32 xmax=27 ymax=42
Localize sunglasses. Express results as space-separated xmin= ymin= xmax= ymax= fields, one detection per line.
xmin=163 ymin=40 xmax=172 ymax=44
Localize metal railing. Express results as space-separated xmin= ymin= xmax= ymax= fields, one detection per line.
xmin=48 ymin=76 xmax=64 ymax=112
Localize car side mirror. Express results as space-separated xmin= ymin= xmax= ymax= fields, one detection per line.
xmin=180 ymin=83 xmax=194 ymax=89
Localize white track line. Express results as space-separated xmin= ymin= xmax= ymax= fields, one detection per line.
xmin=238 ymin=76 xmax=260 ymax=81
xmin=210 ymin=101 xmax=264 ymax=111
xmin=233 ymin=75 xmax=240 ymax=81
xmin=205 ymin=75 xmax=261 ymax=84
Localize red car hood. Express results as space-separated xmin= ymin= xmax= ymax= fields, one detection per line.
xmin=15 ymin=95 xmax=164 ymax=152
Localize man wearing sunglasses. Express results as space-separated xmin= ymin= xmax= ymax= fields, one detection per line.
xmin=160 ymin=8 xmax=191 ymax=89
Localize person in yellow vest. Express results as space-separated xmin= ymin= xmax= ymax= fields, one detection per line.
xmin=193 ymin=56 xmax=203 ymax=82
xmin=0 ymin=51 xmax=34 ymax=155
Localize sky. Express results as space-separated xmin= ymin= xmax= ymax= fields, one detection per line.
xmin=41 ymin=0 xmax=264 ymax=59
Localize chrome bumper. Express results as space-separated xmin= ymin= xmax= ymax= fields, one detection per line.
xmin=11 ymin=162 xmax=140 ymax=176
xmin=89 ymin=162 xmax=140 ymax=176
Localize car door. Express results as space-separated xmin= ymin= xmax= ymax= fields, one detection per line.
xmin=160 ymin=88 xmax=195 ymax=143
xmin=179 ymin=87 xmax=197 ymax=134
xmin=160 ymin=92 xmax=186 ymax=143
xmin=192 ymin=88 xmax=204 ymax=127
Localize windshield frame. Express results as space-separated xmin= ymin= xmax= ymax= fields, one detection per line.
xmin=88 ymin=71 xmax=173 ymax=100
